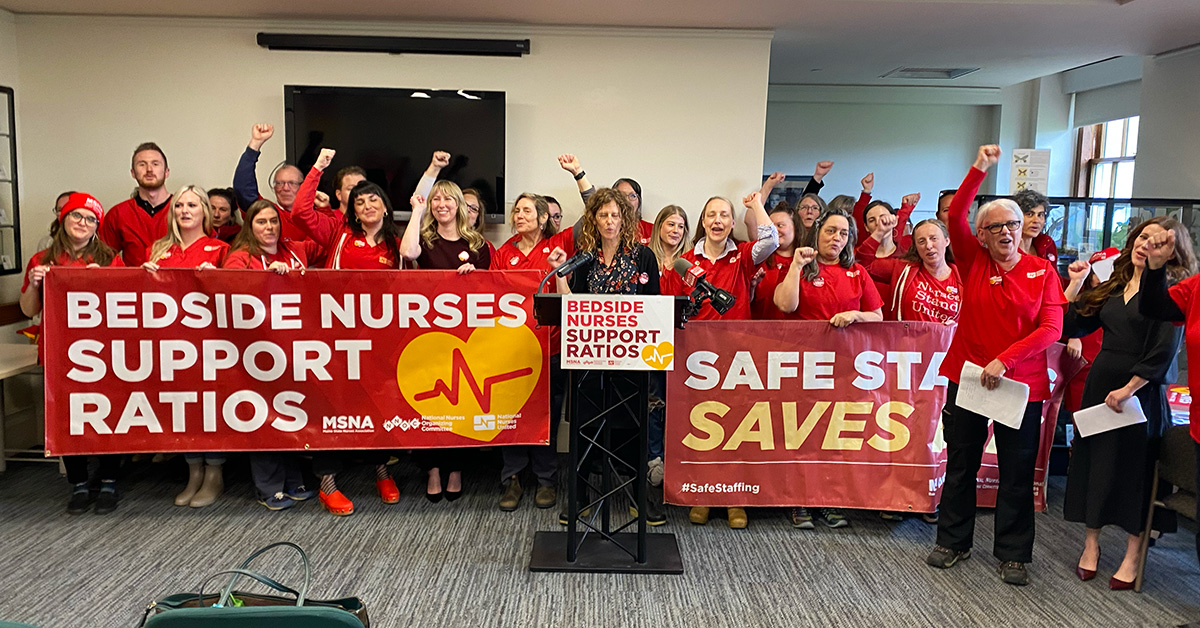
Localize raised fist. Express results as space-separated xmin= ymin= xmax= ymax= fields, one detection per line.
xmin=557 ymin=154 xmax=582 ymax=176
xmin=975 ymin=145 xmax=1002 ymax=171
xmin=314 ymin=191 xmax=330 ymax=209
xmin=315 ymin=148 xmax=336 ymax=171
xmin=813 ymin=161 xmax=834 ymax=181
xmin=410 ymin=194 xmax=426 ymax=212
xmin=742 ymin=191 xmax=763 ymax=209
xmin=251 ymin=124 xmax=274 ymax=142
xmin=1141 ymin=229 xmax=1176 ymax=270
xmin=764 ymin=172 xmax=786 ymax=189
xmin=547 ymin=247 xmax=568 ymax=270
xmin=430 ymin=151 xmax=451 ymax=170
xmin=901 ymin=193 xmax=921 ymax=208
xmin=795 ymin=247 xmax=817 ymax=266
xmin=875 ymin=212 xmax=898 ymax=237
xmin=1067 ymin=260 xmax=1091 ymax=282
xmin=861 ymin=172 xmax=875 ymax=194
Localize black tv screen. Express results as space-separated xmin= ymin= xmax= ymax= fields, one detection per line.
xmin=284 ymin=85 xmax=506 ymax=220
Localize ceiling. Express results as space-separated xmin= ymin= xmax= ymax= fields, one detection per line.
xmin=2 ymin=0 xmax=1199 ymax=88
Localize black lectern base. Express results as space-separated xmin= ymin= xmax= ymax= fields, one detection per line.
xmin=528 ymin=531 xmax=684 ymax=574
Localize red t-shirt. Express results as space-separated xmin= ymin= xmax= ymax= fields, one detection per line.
xmin=222 ymin=240 xmax=323 ymax=270
xmin=859 ymin=242 xmax=963 ymax=323
xmin=98 ymin=195 xmax=172 ymax=267
xmin=750 ymin=252 xmax=797 ymax=320
xmin=679 ymin=240 xmax=759 ymax=321
xmin=1168 ymin=275 xmax=1200 ymax=441
xmin=792 ymin=262 xmax=884 ymax=321
xmin=293 ymin=165 xmax=404 ymax=270
xmin=147 ymin=236 xmax=229 ymax=268
xmin=493 ymin=230 xmax=576 ymax=354
xmin=940 ymin=167 xmax=1066 ymax=400
xmin=638 ymin=220 xmax=654 ymax=245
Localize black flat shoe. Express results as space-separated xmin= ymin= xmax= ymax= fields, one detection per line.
xmin=425 ymin=491 xmax=444 ymax=503
xmin=444 ymin=490 xmax=463 ymax=502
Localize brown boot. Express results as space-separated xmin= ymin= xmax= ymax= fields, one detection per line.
xmin=727 ymin=507 xmax=748 ymax=529
xmin=499 ymin=476 xmax=523 ymax=511
xmin=534 ymin=485 xmax=557 ymax=509
xmin=189 ymin=463 xmax=224 ymax=508
xmin=689 ymin=506 xmax=710 ymax=525
xmin=174 ymin=461 xmax=204 ymax=506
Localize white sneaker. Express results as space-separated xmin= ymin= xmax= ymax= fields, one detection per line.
xmin=648 ymin=457 xmax=664 ymax=487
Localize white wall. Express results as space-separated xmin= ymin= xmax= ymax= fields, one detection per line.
xmin=1133 ymin=51 xmax=1200 ymax=199
xmin=5 ymin=16 xmax=773 ymax=301
xmin=763 ymin=86 xmax=997 ymax=219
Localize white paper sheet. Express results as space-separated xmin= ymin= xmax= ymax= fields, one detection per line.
xmin=1072 ymin=396 xmax=1147 ymax=438
xmin=957 ymin=361 xmax=1030 ymax=429
xmin=1091 ymin=256 xmax=1116 ymax=283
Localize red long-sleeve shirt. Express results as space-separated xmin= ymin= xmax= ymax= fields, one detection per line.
xmin=293 ymin=165 xmax=404 ymax=270
xmin=939 ymin=167 xmax=1066 ymax=401
xmin=99 ymin=195 xmax=172 ymax=267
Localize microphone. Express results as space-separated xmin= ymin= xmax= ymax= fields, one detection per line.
xmin=672 ymin=259 xmax=736 ymax=315
xmin=555 ymin=250 xmax=596 ymax=277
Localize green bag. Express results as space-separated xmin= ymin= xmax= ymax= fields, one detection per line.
xmin=139 ymin=542 xmax=369 ymax=628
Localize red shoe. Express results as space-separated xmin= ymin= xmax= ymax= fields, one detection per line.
xmin=319 ymin=490 xmax=354 ymax=516
xmin=1109 ymin=575 xmax=1135 ymax=590
xmin=376 ymin=478 xmax=400 ymax=504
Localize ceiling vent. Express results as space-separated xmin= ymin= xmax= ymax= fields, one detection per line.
xmin=881 ymin=67 xmax=980 ymax=80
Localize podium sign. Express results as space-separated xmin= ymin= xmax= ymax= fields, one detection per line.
xmin=560 ymin=295 xmax=674 ymax=371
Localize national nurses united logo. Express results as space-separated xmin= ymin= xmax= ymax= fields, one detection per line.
xmin=395 ymin=322 xmax=543 ymax=442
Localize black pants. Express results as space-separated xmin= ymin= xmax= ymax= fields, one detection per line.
xmin=936 ymin=383 xmax=1042 ymax=563
xmin=311 ymin=450 xmax=390 ymax=478
xmin=499 ymin=360 xmax=566 ymax=487
xmin=250 ymin=452 xmax=305 ymax=497
xmin=63 ymin=455 xmax=122 ymax=485
xmin=1194 ymin=442 xmax=1200 ymax=566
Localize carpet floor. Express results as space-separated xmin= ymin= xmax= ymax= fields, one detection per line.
xmin=0 ymin=454 xmax=1197 ymax=628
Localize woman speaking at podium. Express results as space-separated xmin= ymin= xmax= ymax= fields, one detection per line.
xmin=925 ymin=145 xmax=1066 ymax=587
xmin=548 ymin=187 xmax=661 ymax=525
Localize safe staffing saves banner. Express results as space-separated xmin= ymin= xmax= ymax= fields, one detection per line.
xmin=664 ymin=321 xmax=1078 ymax=512
xmin=42 ymin=268 xmax=550 ymax=455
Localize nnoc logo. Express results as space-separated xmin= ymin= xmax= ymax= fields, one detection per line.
xmin=322 ymin=415 xmax=375 ymax=434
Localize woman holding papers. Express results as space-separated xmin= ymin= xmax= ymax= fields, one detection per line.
xmin=1062 ymin=216 xmax=1192 ymax=589
xmin=924 ymin=145 xmax=1066 ymax=587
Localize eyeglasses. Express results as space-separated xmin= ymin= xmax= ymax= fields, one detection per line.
xmin=65 ymin=211 xmax=99 ymax=226
xmin=465 ymin=203 xmax=480 ymax=213
xmin=983 ymin=220 xmax=1022 ymax=235
xmin=273 ymin=180 xmax=303 ymax=190
xmin=625 ymin=193 xmax=639 ymax=202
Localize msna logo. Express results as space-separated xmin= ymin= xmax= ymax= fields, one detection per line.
xmin=396 ymin=321 xmax=542 ymax=442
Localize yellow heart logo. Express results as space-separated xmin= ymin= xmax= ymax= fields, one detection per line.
xmin=640 ymin=341 xmax=674 ymax=370
xmin=396 ymin=321 xmax=543 ymax=442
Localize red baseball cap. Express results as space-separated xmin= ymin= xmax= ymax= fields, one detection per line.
xmin=1088 ymin=247 xmax=1120 ymax=264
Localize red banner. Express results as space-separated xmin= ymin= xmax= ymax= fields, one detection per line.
xmin=664 ymin=321 xmax=1076 ymax=513
xmin=665 ymin=320 xmax=953 ymax=511
xmin=43 ymin=268 xmax=550 ymax=455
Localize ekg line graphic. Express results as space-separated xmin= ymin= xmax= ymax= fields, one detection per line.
xmin=414 ymin=348 xmax=534 ymax=412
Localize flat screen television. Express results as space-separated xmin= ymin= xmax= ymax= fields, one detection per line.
xmin=284 ymin=85 xmax=506 ymax=222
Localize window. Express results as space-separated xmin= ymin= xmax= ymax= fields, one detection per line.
xmin=1080 ymin=116 xmax=1138 ymax=198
